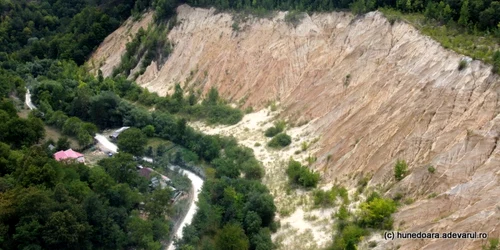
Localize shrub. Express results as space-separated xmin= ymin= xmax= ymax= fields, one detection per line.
xmin=357 ymin=175 xmax=370 ymax=192
xmin=264 ymin=120 xmax=286 ymax=137
xmin=301 ymin=141 xmax=308 ymax=151
xmin=284 ymin=10 xmax=305 ymax=27
xmin=358 ymin=197 xmax=397 ymax=230
xmin=483 ymin=238 xmax=499 ymax=250
xmin=313 ymin=186 xmax=346 ymax=207
xmin=286 ymin=159 xmax=320 ymax=188
xmin=330 ymin=224 xmax=367 ymax=250
xmin=206 ymin=105 xmax=243 ymax=125
xmin=313 ymin=189 xmax=335 ymax=207
xmin=427 ymin=165 xmax=436 ymax=173
xmin=394 ymin=159 xmax=408 ymax=181
xmin=493 ymin=50 xmax=500 ymax=74
xmin=231 ymin=21 xmax=240 ymax=32
xmin=267 ymin=133 xmax=291 ymax=148
xmin=458 ymin=59 xmax=468 ymax=70
xmin=264 ymin=126 xmax=280 ymax=137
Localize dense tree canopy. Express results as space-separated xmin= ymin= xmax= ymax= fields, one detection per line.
xmin=117 ymin=128 xmax=148 ymax=156
xmin=0 ymin=115 xmax=171 ymax=250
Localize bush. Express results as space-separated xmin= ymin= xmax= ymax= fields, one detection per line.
xmin=427 ymin=165 xmax=436 ymax=173
xmin=284 ymin=10 xmax=305 ymax=27
xmin=358 ymin=197 xmax=397 ymax=230
xmin=394 ymin=159 xmax=408 ymax=181
xmin=330 ymin=224 xmax=367 ymax=250
xmin=493 ymin=50 xmax=500 ymax=74
xmin=267 ymin=133 xmax=291 ymax=148
xmin=286 ymin=159 xmax=320 ymax=188
xmin=264 ymin=120 xmax=286 ymax=137
xmin=264 ymin=126 xmax=280 ymax=137
xmin=206 ymin=105 xmax=243 ymax=125
xmin=458 ymin=59 xmax=468 ymax=70
xmin=313 ymin=187 xmax=338 ymax=207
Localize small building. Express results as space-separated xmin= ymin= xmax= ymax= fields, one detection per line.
xmin=109 ymin=127 xmax=130 ymax=141
xmin=54 ymin=149 xmax=85 ymax=164
xmin=138 ymin=167 xmax=173 ymax=190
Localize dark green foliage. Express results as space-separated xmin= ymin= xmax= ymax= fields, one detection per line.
xmin=0 ymin=101 xmax=45 ymax=149
xmin=267 ymin=133 xmax=291 ymax=148
xmin=0 ymin=0 xmax=135 ymax=65
xmin=394 ymin=159 xmax=408 ymax=181
xmin=284 ymin=11 xmax=305 ymax=27
xmin=250 ymin=228 xmax=275 ymax=250
xmin=427 ymin=165 xmax=436 ymax=173
xmin=56 ymin=136 xmax=71 ymax=151
xmin=313 ymin=185 xmax=348 ymax=207
xmin=493 ymin=51 xmax=500 ymax=73
xmin=264 ymin=120 xmax=286 ymax=137
xmin=89 ymin=92 xmax=124 ymax=129
xmin=197 ymin=87 xmax=243 ymax=125
xmin=117 ymin=127 xmax=148 ymax=156
xmin=329 ymin=224 xmax=367 ymax=250
xmin=0 ymin=139 xmax=169 ymax=250
xmin=215 ymin=223 xmax=249 ymax=250
xmin=458 ymin=59 xmax=468 ymax=70
xmin=286 ymin=159 xmax=320 ymax=188
xmin=153 ymin=0 xmax=179 ymax=21
xmin=0 ymin=3 xmax=273 ymax=250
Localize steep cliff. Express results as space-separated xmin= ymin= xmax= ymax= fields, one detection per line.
xmin=89 ymin=5 xmax=500 ymax=249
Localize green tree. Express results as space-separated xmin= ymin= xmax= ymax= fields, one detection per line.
xmin=394 ymin=159 xmax=408 ymax=181
xmin=142 ymin=125 xmax=155 ymax=137
xmin=42 ymin=210 xmax=89 ymax=248
xmin=145 ymin=188 xmax=173 ymax=219
xmin=250 ymin=228 xmax=275 ymax=250
xmin=215 ymin=223 xmax=249 ymax=250
xmin=458 ymin=0 xmax=470 ymax=26
xmin=358 ymin=197 xmax=397 ymax=230
xmin=56 ymin=136 xmax=71 ymax=150
xmin=98 ymin=154 xmax=139 ymax=185
xmin=117 ymin=128 xmax=147 ymax=156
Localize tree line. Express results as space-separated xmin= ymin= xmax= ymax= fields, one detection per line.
xmin=185 ymin=0 xmax=500 ymax=34
xmin=0 ymin=100 xmax=173 ymax=249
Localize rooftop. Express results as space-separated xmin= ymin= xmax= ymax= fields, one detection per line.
xmin=54 ymin=149 xmax=84 ymax=162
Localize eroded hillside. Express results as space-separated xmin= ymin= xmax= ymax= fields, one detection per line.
xmin=89 ymin=5 xmax=500 ymax=249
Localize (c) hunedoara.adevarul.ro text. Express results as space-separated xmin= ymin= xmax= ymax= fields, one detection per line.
xmin=384 ymin=231 xmax=489 ymax=240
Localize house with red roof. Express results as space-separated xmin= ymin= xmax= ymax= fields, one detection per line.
xmin=54 ymin=149 xmax=85 ymax=164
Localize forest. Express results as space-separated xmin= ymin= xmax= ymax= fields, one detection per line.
xmin=0 ymin=1 xmax=272 ymax=249
xmin=0 ymin=0 xmax=498 ymax=249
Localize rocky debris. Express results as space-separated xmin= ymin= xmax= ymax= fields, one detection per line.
xmin=89 ymin=5 xmax=500 ymax=249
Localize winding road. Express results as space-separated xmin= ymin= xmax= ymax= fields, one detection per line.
xmin=94 ymin=135 xmax=203 ymax=250
xmin=25 ymin=88 xmax=36 ymax=110
xmin=26 ymin=89 xmax=202 ymax=249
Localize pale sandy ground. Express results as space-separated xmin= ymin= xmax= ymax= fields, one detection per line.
xmin=90 ymin=5 xmax=500 ymax=249
xmin=190 ymin=107 xmax=337 ymax=249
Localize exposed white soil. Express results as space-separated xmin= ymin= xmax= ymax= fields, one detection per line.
xmin=89 ymin=5 xmax=500 ymax=249
xmin=190 ymin=107 xmax=337 ymax=249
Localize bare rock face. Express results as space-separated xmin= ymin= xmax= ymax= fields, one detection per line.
xmin=87 ymin=12 xmax=154 ymax=77
xmin=90 ymin=5 xmax=500 ymax=249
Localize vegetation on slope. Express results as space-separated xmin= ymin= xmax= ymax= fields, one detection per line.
xmin=184 ymin=0 xmax=499 ymax=72
xmin=0 ymin=1 xmax=270 ymax=250
xmin=0 ymin=101 xmax=173 ymax=249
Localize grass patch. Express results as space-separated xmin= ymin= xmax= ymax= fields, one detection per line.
xmin=44 ymin=126 xmax=78 ymax=149
xmin=146 ymin=137 xmax=175 ymax=152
